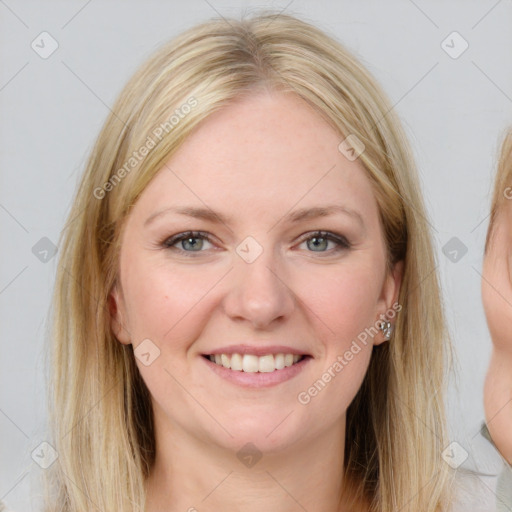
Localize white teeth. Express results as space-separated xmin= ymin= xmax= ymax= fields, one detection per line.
xmin=221 ymin=354 xmax=231 ymax=369
xmin=242 ymin=354 xmax=259 ymax=372
xmin=258 ymin=355 xmax=275 ymax=373
xmin=230 ymin=353 xmax=243 ymax=371
xmin=207 ymin=352 xmax=304 ymax=372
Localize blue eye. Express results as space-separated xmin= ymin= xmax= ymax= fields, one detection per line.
xmin=161 ymin=230 xmax=351 ymax=257
xmin=299 ymin=231 xmax=351 ymax=253
xmin=162 ymin=231 xmax=214 ymax=254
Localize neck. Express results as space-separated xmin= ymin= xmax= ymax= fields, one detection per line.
xmin=145 ymin=417 xmax=355 ymax=511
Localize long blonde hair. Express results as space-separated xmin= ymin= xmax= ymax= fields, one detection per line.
xmin=43 ymin=10 xmax=452 ymax=511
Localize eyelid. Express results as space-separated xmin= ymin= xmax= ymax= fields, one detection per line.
xmin=296 ymin=230 xmax=351 ymax=250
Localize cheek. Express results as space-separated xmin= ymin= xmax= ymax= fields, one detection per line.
xmin=121 ymin=258 xmax=221 ymax=414
xmin=122 ymin=257 xmax=216 ymax=345
xmin=302 ymin=263 xmax=383 ymax=343
xmin=482 ymin=258 xmax=512 ymax=352
xmin=295 ymin=264 xmax=381 ymax=405
xmin=482 ymin=285 xmax=512 ymax=352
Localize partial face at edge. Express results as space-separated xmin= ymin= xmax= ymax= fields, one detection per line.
xmin=109 ymin=90 xmax=402 ymax=453
xmin=482 ymin=198 xmax=512 ymax=352
xmin=482 ymin=199 xmax=512 ymax=463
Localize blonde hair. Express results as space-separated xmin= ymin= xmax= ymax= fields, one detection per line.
xmin=485 ymin=128 xmax=512 ymax=252
xmin=43 ymin=10 xmax=452 ymax=511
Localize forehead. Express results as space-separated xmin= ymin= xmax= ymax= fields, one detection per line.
xmin=132 ymin=91 xmax=379 ymax=226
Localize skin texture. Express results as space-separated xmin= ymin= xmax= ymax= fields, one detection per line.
xmin=110 ymin=90 xmax=403 ymax=511
xmin=482 ymin=202 xmax=512 ymax=465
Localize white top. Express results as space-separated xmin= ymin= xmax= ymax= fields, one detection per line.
xmin=451 ymin=470 xmax=512 ymax=511
xmin=450 ymin=423 xmax=512 ymax=511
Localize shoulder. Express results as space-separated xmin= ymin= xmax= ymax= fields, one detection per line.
xmin=448 ymin=422 xmax=512 ymax=512
xmin=449 ymin=468 xmax=509 ymax=512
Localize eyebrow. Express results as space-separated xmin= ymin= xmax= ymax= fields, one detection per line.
xmin=144 ymin=204 xmax=365 ymax=229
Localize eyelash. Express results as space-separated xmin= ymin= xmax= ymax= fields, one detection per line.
xmin=161 ymin=230 xmax=351 ymax=257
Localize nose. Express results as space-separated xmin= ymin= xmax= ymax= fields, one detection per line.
xmin=222 ymin=245 xmax=296 ymax=329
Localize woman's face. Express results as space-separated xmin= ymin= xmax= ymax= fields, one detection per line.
xmin=110 ymin=91 xmax=402 ymax=455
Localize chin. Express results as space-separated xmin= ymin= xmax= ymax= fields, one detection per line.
xmin=207 ymin=410 xmax=308 ymax=455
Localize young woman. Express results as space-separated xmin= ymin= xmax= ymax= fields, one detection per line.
xmin=42 ymin=11 xmax=454 ymax=511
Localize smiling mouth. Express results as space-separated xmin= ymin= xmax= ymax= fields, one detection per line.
xmin=203 ymin=353 xmax=308 ymax=373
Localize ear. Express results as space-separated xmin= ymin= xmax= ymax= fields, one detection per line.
xmin=109 ymin=283 xmax=131 ymax=345
xmin=374 ymin=260 xmax=404 ymax=345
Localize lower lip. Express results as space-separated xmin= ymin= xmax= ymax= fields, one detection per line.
xmin=201 ymin=355 xmax=312 ymax=388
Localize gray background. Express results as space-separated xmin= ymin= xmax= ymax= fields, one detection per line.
xmin=1 ymin=1 xmax=511 ymax=509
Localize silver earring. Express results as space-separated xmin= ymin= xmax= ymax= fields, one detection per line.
xmin=379 ymin=320 xmax=393 ymax=340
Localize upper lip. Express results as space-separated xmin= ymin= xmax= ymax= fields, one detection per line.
xmin=203 ymin=344 xmax=311 ymax=357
